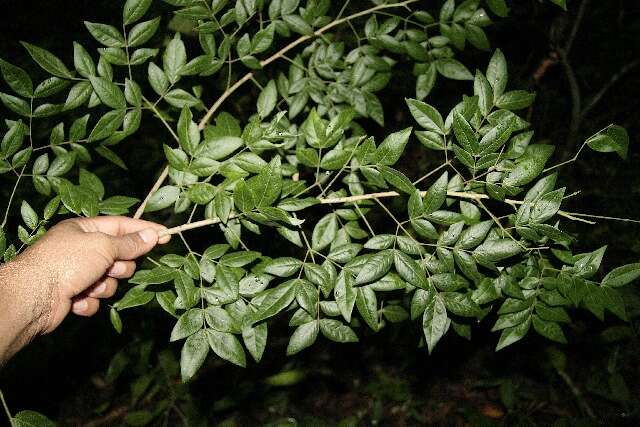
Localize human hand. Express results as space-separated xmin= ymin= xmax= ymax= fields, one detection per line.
xmin=31 ymin=216 xmax=171 ymax=333
xmin=0 ymin=216 xmax=171 ymax=363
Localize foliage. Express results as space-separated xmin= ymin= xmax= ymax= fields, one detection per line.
xmin=0 ymin=0 xmax=638 ymax=401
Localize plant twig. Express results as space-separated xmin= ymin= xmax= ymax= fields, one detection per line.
xmin=156 ymin=186 xmax=614 ymax=236
xmin=0 ymin=388 xmax=15 ymax=427
xmin=133 ymin=166 xmax=169 ymax=219
xmin=556 ymin=368 xmax=596 ymax=419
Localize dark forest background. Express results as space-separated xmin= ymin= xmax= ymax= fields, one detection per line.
xmin=0 ymin=0 xmax=639 ymax=425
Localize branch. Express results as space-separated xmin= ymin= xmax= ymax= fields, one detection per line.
xmin=580 ymin=59 xmax=640 ymax=119
xmin=133 ymin=166 xmax=169 ymax=219
xmin=157 ymin=187 xmax=608 ymax=237
xmin=559 ymin=51 xmax=582 ymax=160
xmin=564 ymin=0 xmax=589 ymax=57
xmin=135 ymin=0 xmax=419 ymax=219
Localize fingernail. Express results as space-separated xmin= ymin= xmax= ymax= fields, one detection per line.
xmin=139 ymin=228 xmax=157 ymax=243
xmin=94 ymin=282 xmax=107 ymax=294
xmin=74 ymin=299 xmax=88 ymax=312
xmin=109 ymin=263 xmax=125 ymax=276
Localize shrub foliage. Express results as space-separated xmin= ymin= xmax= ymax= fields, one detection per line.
xmin=0 ymin=0 xmax=638 ymax=384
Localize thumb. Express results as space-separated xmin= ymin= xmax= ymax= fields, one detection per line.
xmin=109 ymin=228 xmax=159 ymax=260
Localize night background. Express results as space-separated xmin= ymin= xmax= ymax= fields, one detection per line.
xmin=1 ymin=0 xmax=639 ymax=425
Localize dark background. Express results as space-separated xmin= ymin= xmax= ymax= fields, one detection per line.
xmin=1 ymin=0 xmax=639 ymax=425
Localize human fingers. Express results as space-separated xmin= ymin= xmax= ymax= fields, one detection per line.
xmin=107 ymin=261 xmax=136 ymax=279
xmin=75 ymin=216 xmax=171 ymax=243
xmin=108 ymin=228 xmax=159 ymax=260
xmin=71 ymin=296 xmax=100 ymax=316
xmin=87 ymin=277 xmax=118 ymax=298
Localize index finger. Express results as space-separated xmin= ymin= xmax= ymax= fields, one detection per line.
xmin=81 ymin=216 xmax=169 ymax=237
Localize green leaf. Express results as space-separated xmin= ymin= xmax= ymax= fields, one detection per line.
xmin=188 ymin=182 xmax=216 ymax=205
xmin=265 ymin=257 xmax=303 ymax=277
xmin=441 ymin=292 xmax=481 ymax=317
xmin=319 ymin=319 xmax=358 ymax=343
xmin=394 ymin=250 xmax=428 ymax=289
xmin=503 ymin=145 xmax=555 ymax=187
xmin=246 ymin=157 xmax=282 ymax=207
xmin=474 ymin=239 xmax=522 ymax=262
xmin=200 ymin=135 xmax=243 ymax=161
xmin=145 ymin=185 xmax=180 ymax=212
xmin=89 ymin=76 xmax=126 ymax=109
xmin=278 ymin=197 xmax=319 ymax=211
xmin=47 ymin=152 xmax=76 ymax=177
xmin=335 ymin=271 xmax=356 ymax=322
xmin=2 ymin=120 xmax=27 ymax=158
xmin=457 ymin=220 xmax=492 ymax=249
xmin=123 ymin=0 xmax=152 ymax=25
xmin=257 ymin=80 xmax=277 ymax=118
xmin=243 ymin=323 xmax=268 ymax=362
xmin=312 ymin=213 xmax=338 ymax=251
xmin=602 ymin=263 xmax=640 ymax=288
xmin=64 ymin=81 xmax=92 ymax=110
xmin=170 ymin=308 xmax=203 ymax=341
xmin=453 ymin=112 xmax=479 ymax=154
xmin=287 ymin=320 xmax=319 ymax=355
xmin=164 ymin=89 xmax=201 ymax=108
xmin=163 ymin=33 xmax=187 ymax=83
xmin=88 ymin=109 xmax=126 ymax=142
xmin=496 ymin=318 xmax=530 ymax=351
xmin=20 ymin=201 xmax=38 ymax=230
xmin=478 ymin=117 xmax=515 ymax=156
xmin=487 ymin=49 xmax=508 ymax=99
xmin=496 ymin=90 xmax=536 ymax=110
xmin=147 ymin=62 xmax=168 ymax=95
xmin=423 ymin=294 xmax=448 ymax=354
xmin=416 ymin=63 xmax=437 ymax=100
xmin=487 ymin=0 xmax=510 ymax=17
xmin=177 ymin=107 xmax=199 ymax=154
xmin=283 ymin=14 xmax=312 ymax=35
xmin=13 ymin=410 xmax=56 ymax=427
xmin=572 ymin=246 xmax=607 ymax=279
xmin=356 ymin=286 xmax=379 ymax=331
xmin=252 ymin=24 xmax=275 ymax=53
xmin=207 ymin=329 xmax=247 ymax=367
xmin=435 ymin=58 xmax=473 ymax=80
xmin=84 ymin=21 xmax=126 ymax=47
xmin=180 ymin=329 xmax=209 ymax=381
xmin=423 ymin=171 xmax=448 ymax=215
xmin=220 ymin=251 xmax=260 ymax=268
xmin=251 ymin=280 xmax=297 ymax=324
xmin=406 ymin=99 xmax=444 ymax=133
xmin=99 ymin=196 xmax=138 ymax=215
xmin=355 ymin=250 xmax=394 ymax=285
xmin=128 ymin=17 xmax=161 ymax=47
xmin=95 ymin=145 xmax=128 ymax=170
xmin=585 ymin=125 xmax=629 ymax=160
xmin=375 ymin=127 xmax=412 ymax=166
xmin=532 ymin=315 xmax=566 ymax=343
xmin=0 ymin=58 xmax=33 ymax=97
xmin=0 ymin=92 xmax=30 ymax=116
xmin=21 ymin=42 xmax=73 ymax=79
xmin=531 ymin=188 xmax=564 ymax=223
xmin=379 ymin=165 xmax=415 ymax=194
